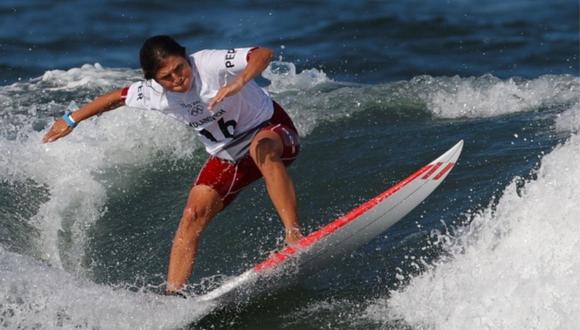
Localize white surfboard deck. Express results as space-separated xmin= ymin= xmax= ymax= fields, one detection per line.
xmin=196 ymin=140 xmax=464 ymax=304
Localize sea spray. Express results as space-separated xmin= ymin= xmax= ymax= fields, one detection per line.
xmin=364 ymin=108 xmax=580 ymax=328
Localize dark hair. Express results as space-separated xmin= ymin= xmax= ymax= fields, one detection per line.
xmin=139 ymin=35 xmax=187 ymax=80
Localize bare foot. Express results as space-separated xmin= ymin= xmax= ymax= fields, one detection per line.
xmin=285 ymin=227 xmax=304 ymax=245
xmin=164 ymin=290 xmax=187 ymax=299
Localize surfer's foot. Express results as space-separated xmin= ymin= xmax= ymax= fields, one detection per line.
xmin=285 ymin=227 xmax=303 ymax=245
xmin=164 ymin=290 xmax=187 ymax=299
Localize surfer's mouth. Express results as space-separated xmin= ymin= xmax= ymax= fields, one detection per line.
xmin=172 ymin=77 xmax=190 ymax=92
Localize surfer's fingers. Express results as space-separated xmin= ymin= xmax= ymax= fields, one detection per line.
xmin=42 ymin=126 xmax=58 ymax=143
xmin=208 ymin=81 xmax=244 ymax=110
xmin=43 ymin=120 xmax=72 ymax=143
xmin=208 ymin=88 xmax=228 ymax=110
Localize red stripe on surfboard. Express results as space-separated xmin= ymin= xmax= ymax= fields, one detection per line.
xmin=421 ymin=162 xmax=443 ymax=180
xmin=433 ymin=162 xmax=454 ymax=180
xmin=253 ymin=163 xmax=434 ymax=272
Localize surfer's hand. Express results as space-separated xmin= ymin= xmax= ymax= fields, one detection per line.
xmin=42 ymin=119 xmax=73 ymax=143
xmin=208 ymin=79 xmax=245 ymax=111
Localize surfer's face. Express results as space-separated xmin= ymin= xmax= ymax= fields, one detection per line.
xmin=154 ymin=55 xmax=192 ymax=93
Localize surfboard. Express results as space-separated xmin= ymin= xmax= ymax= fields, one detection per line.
xmin=196 ymin=140 xmax=464 ymax=303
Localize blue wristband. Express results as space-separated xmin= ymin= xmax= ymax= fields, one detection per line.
xmin=63 ymin=111 xmax=77 ymax=128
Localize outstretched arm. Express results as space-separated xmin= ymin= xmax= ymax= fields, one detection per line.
xmin=42 ymin=88 xmax=126 ymax=143
xmin=207 ymin=47 xmax=274 ymax=110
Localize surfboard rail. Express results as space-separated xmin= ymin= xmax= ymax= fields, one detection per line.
xmin=254 ymin=140 xmax=463 ymax=272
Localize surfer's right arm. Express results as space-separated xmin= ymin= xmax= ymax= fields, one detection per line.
xmin=42 ymin=88 xmax=126 ymax=143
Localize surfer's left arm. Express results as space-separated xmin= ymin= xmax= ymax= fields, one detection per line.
xmin=207 ymin=47 xmax=274 ymax=110
xmin=42 ymin=88 xmax=126 ymax=143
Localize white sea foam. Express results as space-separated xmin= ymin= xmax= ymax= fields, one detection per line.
xmin=555 ymin=102 xmax=580 ymax=133
xmin=263 ymin=61 xmax=331 ymax=94
xmin=0 ymin=65 xmax=215 ymax=326
xmin=0 ymin=64 xmax=199 ymax=272
xmin=0 ymin=247 xmax=213 ymax=329
xmin=39 ymin=63 xmax=134 ymax=91
xmin=264 ymin=61 xmax=382 ymax=136
xmin=263 ymin=65 xmax=579 ymax=135
xmin=415 ymin=74 xmax=580 ymax=119
xmin=363 ymin=107 xmax=580 ymax=328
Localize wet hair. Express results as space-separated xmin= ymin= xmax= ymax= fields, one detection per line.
xmin=139 ymin=35 xmax=187 ymax=80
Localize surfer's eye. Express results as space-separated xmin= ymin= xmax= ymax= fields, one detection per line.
xmin=158 ymin=63 xmax=183 ymax=82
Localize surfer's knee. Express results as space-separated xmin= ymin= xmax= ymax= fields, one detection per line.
xmin=251 ymin=136 xmax=283 ymax=169
xmin=179 ymin=186 xmax=222 ymax=235
xmin=181 ymin=206 xmax=204 ymax=225
xmin=180 ymin=203 xmax=213 ymax=232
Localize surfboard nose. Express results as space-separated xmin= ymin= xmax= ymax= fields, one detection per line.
xmin=431 ymin=140 xmax=463 ymax=165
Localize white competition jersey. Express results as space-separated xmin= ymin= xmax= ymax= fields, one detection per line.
xmin=124 ymin=47 xmax=274 ymax=159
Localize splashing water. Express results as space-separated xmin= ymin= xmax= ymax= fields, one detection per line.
xmin=364 ymin=105 xmax=580 ymax=329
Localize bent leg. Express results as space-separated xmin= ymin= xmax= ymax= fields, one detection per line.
xmin=166 ymin=184 xmax=223 ymax=293
xmin=250 ymin=130 xmax=302 ymax=244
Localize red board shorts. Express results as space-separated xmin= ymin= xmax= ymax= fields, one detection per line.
xmin=194 ymin=101 xmax=300 ymax=207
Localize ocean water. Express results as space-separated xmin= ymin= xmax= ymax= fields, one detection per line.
xmin=0 ymin=0 xmax=578 ymax=329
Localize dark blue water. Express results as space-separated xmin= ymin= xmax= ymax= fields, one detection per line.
xmin=1 ymin=0 xmax=577 ymax=85
xmin=0 ymin=0 xmax=578 ymax=329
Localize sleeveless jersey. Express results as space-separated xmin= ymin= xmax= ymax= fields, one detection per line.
xmin=123 ymin=47 xmax=274 ymax=160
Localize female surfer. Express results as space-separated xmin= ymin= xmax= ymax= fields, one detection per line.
xmin=42 ymin=35 xmax=303 ymax=295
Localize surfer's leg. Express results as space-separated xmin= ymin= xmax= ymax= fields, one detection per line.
xmin=250 ymin=130 xmax=303 ymax=244
xmin=166 ymin=184 xmax=223 ymax=293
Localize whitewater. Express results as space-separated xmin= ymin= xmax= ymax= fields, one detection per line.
xmin=365 ymin=105 xmax=580 ymax=328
